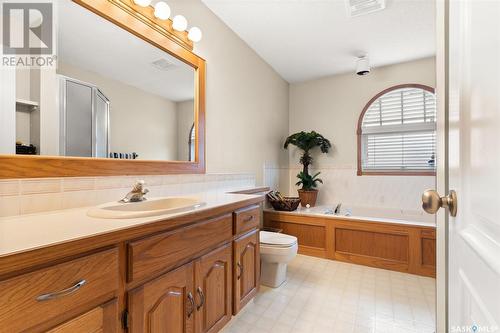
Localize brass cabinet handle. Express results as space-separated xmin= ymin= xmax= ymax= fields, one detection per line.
xmin=36 ymin=279 xmax=86 ymax=301
xmin=187 ymin=292 xmax=195 ymax=318
xmin=237 ymin=262 xmax=243 ymax=280
xmin=243 ymin=215 xmax=254 ymax=222
xmin=196 ymin=287 xmax=205 ymax=310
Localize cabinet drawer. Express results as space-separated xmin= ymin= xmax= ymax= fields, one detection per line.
xmin=128 ymin=214 xmax=233 ymax=283
xmin=0 ymin=248 xmax=118 ymax=332
xmin=234 ymin=205 xmax=260 ymax=236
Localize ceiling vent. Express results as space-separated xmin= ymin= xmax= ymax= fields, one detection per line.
xmin=151 ymin=58 xmax=176 ymax=71
xmin=346 ymin=0 xmax=385 ymax=18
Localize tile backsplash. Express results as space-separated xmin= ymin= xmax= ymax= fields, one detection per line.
xmin=0 ymin=173 xmax=255 ymax=218
xmin=264 ymin=164 xmax=435 ymax=214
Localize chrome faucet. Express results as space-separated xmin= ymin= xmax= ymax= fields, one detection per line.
xmin=334 ymin=203 xmax=342 ymax=215
xmin=121 ymin=180 xmax=149 ymax=203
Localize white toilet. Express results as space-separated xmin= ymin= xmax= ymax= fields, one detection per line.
xmin=260 ymin=231 xmax=298 ymax=288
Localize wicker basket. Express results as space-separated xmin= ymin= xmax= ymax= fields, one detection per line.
xmin=268 ymin=197 xmax=301 ymax=211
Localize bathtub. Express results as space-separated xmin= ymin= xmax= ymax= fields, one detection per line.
xmin=273 ymin=204 xmax=436 ymax=226
xmin=263 ymin=205 xmax=436 ymax=277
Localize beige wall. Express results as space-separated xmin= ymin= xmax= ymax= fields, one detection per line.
xmin=289 ymin=57 xmax=436 ymax=167
xmin=176 ymin=100 xmax=195 ymax=161
xmin=15 ymin=68 xmax=31 ymax=102
xmin=58 ymin=62 xmax=179 ymax=160
xmin=3 ymin=0 xmax=290 ymax=184
xmin=15 ymin=111 xmax=30 ymax=144
xmin=15 ymin=68 xmax=40 ymax=149
xmin=286 ymin=57 xmax=436 ymax=213
xmin=0 ymin=67 xmax=16 ymax=154
xmin=15 ymin=69 xmax=31 ymax=145
xmin=170 ymin=0 xmax=290 ymax=184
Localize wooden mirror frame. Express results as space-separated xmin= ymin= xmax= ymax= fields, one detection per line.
xmin=0 ymin=0 xmax=205 ymax=179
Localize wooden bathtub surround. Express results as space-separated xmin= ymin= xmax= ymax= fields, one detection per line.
xmin=0 ymin=199 xmax=263 ymax=332
xmin=264 ymin=210 xmax=436 ymax=277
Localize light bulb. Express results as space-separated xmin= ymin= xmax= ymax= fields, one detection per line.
xmin=133 ymin=0 xmax=152 ymax=7
xmin=188 ymin=27 xmax=202 ymax=42
xmin=154 ymin=1 xmax=171 ymax=20
xmin=172 ymin=15 xmax=188 ymax=31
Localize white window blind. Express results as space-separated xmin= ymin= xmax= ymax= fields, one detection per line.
xmin=361 ymin=87 xmax=436 ymax=173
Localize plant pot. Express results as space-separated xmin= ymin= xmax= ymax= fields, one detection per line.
xmin=297 ymin=189 xmax=318 ymax=207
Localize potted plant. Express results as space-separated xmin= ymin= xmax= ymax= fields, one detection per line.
xmin=284 ymin=131 xmax=332 ymax=207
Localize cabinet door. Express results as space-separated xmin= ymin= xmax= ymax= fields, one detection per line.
xmin=128 ymin=263 xmax=195 ymax=333
xmin=233 ymin=229 xmax=260 ymax=314
xmin=46 ymin=299 xmax=118 ymax=333
xmin=194 ymin=244 xmax=232 ymax=333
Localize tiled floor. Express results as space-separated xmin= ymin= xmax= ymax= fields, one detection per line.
xmin=222 ymin=255 xmax=436 ymax=333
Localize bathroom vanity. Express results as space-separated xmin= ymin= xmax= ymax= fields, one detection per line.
xmin=0 ymin=1 xmax=261 ymax=331
xmin=0 ymin=195 xmax=262 ymax=332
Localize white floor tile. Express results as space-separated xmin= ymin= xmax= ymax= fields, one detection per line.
xmin=221 ymin=255 xmax=436 ymax=333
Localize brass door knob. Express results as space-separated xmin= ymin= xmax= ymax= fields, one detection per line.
xmin=422 ymin=189 xmax=458 ymax=217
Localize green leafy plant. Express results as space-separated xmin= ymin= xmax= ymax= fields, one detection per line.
xmin=284 ymin=131 xmax=332 ymax=190
xmin=295 ymin=171 xmax=323 ymax=190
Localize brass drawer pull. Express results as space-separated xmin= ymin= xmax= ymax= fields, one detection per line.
xmin=196 ymin=287 xmax=205 ymax=310
xmin=237 ymin=262 xmax=243 ymax=280
xmin=187 ymin=292 xmax=195 ymax=318
xmin=243 ymin=215 xmax=254 ymax=222
xmin=36 ymin=279 xmax=87 ymax=301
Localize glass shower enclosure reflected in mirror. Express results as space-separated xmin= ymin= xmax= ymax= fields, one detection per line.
xmin=60 ymin=77 xmax=110 ymax=158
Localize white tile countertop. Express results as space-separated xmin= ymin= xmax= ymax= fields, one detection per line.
xmin=0 ymin=192 xmax=261 ymax=257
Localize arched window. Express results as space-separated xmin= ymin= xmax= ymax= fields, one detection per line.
xmin=188 ymin=123 xmax=195 ymax=162
xmin=357 ymin=84 xmax=436 ymax=175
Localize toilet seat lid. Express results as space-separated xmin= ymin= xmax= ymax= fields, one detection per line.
xmin=260 ymin=231 xmax=297 ymax=247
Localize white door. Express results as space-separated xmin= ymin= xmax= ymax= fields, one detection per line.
xmin=444 ymin=0 xmax=500 ymax=331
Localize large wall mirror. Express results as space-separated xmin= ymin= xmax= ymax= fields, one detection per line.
xmin=0 ymin=0 xmax=205 ymax=178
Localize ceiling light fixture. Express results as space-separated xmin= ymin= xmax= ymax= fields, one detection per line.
xmin=154 ymin=1 xmax=171 ymax=20
xmin=188 ymin=27 xmax=202 ymax=42
xmin=172 ymin=15 xmax=188 ymax=31
xmin=356 ymin=56 xmax=370 ymax=76
xmin=133 ymin=0 xmax=152 ymax=7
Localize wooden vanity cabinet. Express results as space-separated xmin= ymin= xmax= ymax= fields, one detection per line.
xmin=127 ymin=214 xmax=233 ymax=283
xmin=233 ymin=229 xmax=260 ymax=314
xmin=128 ymin=243 xmax=233 ymax=333
xmin=46 ymin=299 xmax=118 ymax=333
xmin=0 ymin=248 xmax=119 ymax=333
xmin=0 ymin=202 xmax=262 ymax=333
xmin=233 ymin=205 xmax=260 ymax=235
xmin=128 ymin=263 xmax=195 ymax=333
xmin=194 ymin=244 xmax=233 ymax=333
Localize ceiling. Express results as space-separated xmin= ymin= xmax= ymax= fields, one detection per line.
xmin=57 ymin=1 xmax=194 ymax=102
xmin=202 ymin=0 xmax=436 ymax=83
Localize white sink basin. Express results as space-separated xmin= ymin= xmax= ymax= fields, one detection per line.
xmin=87 ymin=197 xmax=205 ymax=219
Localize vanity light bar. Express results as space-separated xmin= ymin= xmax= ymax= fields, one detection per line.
xmin=172 ymin=15 xmax=188 ymax=31
xmin=153 ymin=1 xmax=170 ymax=20
xmin=133 ymin=0 xmax=202 ymax=42
xmin=134 ymin=0 xmax=152 ymax=6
